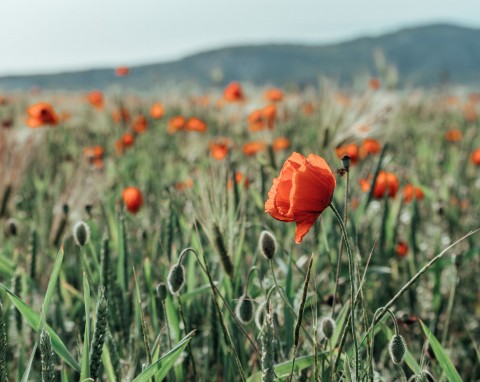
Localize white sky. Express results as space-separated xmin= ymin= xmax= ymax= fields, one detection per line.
xmin=1 ymin=0 xmax=479 ymax=76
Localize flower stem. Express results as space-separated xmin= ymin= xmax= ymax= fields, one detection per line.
xmin=329 ymin=203 xmax=358 ymax=378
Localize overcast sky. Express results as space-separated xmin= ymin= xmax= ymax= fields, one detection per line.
xmin=1 ymin=0 xmax=479 ymax=76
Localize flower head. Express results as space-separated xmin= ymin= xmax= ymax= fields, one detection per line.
xmin=265 ymin=152 xmax=336 ymax=243
xmin=27 ymin=102 xmax=58 ymax=128
xmin=122 ymin=187 xmax=143 ymax=214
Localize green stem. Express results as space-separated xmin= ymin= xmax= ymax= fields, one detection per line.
xmin=329 ymin=203 xmax=358 ymax=378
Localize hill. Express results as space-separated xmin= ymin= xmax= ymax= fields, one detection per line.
xmin=0 ymin=24 xmax=479 ymax=90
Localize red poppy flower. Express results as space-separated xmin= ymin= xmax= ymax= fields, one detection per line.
xmin=265 ymin=88 xmax=284 ymax=102
xmin=186 ymin=117 xmax=207 ymax=133
xmin=122 ymin=187 xmax=143 ymax=214
xmin=395 ymin=241 xmax=408 ymax=258
xmin=403 ymin=184 xmax=424 ymax=203
xmin=243 ymin=141 xmax=266 ymax=156
xmin=302 ymin=103 xmax=315 ymax=116
xmin=373 ymin=171 xmax=399 ymax=199
xmin=369 ymin=78 xmax=380 ymax=90
xmin=360 ymin=138 xmax=381 ymax=158
xmin=228 ymin=172 xmax=250 ymax=190
xmin=335 ymin=144 xmax=360 ymax=165
xmin=115 ymin=66 xmax=130 ymax=77
xmin=265 ymin=152 xmax=336 ymax=243
xmin=87 ymin=90 xmax=104 ymax=110
xmin=272 ymin=137 xmax=290 ymax=152
xmin=209 ymin=139 xmax=230 ymax=160
xmin=26 ymin=102 xmax=58 ymax=128
xmin=112 ymin=108 xmax=130 ymax=124
xmin=445 ymin=129 xmax=462 ymax=142
xmin=132 ymin=115 xmax=148 ymax=133
xmin=262 ymin=104 xmax=277 ymax=129
xmin=471 ymin=148 xmax=480 ymax=165
xmin=150 ymin=102 xmax=164 ymax=119
xmin=248 ymin=109 xmax=264 ymax=131
xmin=167 ymin=116 xmax=186 ymax=134
xmin=223 ymin=82 xmax=244 ymax=102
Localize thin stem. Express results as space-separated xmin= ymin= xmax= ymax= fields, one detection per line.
xmin=329 ymin=203 xmax=358 ymax=379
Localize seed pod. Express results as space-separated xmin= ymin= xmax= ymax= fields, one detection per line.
xmin=73 ymin=221 xmax=90 ymax=246
xmin=155 ymin=283 xmax=168 ymax=302
xmin=5 ymin=218 xmax=18 ymax=237
xmin=389 ymin=334 xmax=407 ymax=365
xmin=167 ymin=264 xmax=185 ymax=294
xmin=320 ymin=317 xmax=336 ymax=340
xmin=235 ymin=295 xmax=254 ymax=325
xmin=0 ymin=301 xmax=8 ymax=382
xmin=259 ymin=231 xmax=277 ymax=260
xmin=40 ymin=329 xmax=55 ymax=381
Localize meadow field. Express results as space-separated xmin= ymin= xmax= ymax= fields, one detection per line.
xmin=0 ymin=77 xmax=479 ymax=381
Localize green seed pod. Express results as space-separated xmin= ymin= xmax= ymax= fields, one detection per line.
xmin=389 ymin=334 xmax=407 ymax=365
xmin=259 ymin=231 xmax=277 ymax=260
xmin=167 ymin=264 xmax=185 ymax=294
xmin=40 ymin=329 xmax=55 ymax=381
xmin=73 ymin=221 xmax=90 ymax=246
xmin=0 ymin=301 xmax=8 ymax=382
xmin=155 ymin=282 xmax=168 ymax=302
xmin=235 ymin=295 xmax=254 ymax=325
xmin=320 ymin=317 xmax=335 ymax=340
xmin=90 ymin=291 xmax=109 ymax=379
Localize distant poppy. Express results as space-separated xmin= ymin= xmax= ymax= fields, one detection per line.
xmin=84 ymin=146 xmax=104 ymax=162
xmin=223 ymin=82 xmax=244 ymax=102
xmin=228 ymin=172 xmax=250 ymax=190
xmin=115 ymin=133 xmax=135 ymax=155
xmin=186 ymin=117 xmax=207 ymax=133
xmin=265 ymin=152 xmax=336 ymax=244
xmin=248 ymin=109 xmax=264 ymax=131
xmin=175 ymin=178 xmax=194 ymax=191
xmin=444 ymin=129 xmax=462 ymax=142
xmin=464 ymin=102 xmax=476 ymax=123
xmin=395 ymin=241 xmax=408 ymax=258
xmin=360 ymin=138 xmax=381 ymax=158
xmin=167 ymin=116 xmax=186 ymax=134
xmin=470 ymin=148 xmax=480 ymax=166
xmin=265 ymin=88 xmax=284 ymax=102
xmin=115 ymin=66 xmax=130 ymax=77
xmin=87 ymin=90 xmax=104 ymax=110
xmin=132 ymin=115 xmax=148 ymax=133
xmin=122 ymin=187 xmax=143 ymax=214
xmin=358 ymin=178 xmax=371 ymax=192
xmin=112 ymin=108 xmax=130 ymax=124
xmin=26 ymin=102 xmax=58 ymax=128
xmin=209 ymin=139 xmax=230 ymax=160
xmin=243 ymin=141 xmax=266 ymax=156
xmin=150 ymin=102 xmax=164 ymax=119
xmin=403 ymin=184 xmax=424 ymax=203
xmin=262 ymin=104 xmax=277 ymax=129
xmin=335 ymin=144 xmax=360 ymax=165
xmin=369 ymin=78 xmax=380 ymax=90
xmin=302 ymin=103 xmax=315 ymax=116
xmin=373 ymin=171 xmax=399 ymax=199
xmin=272 ymin=137 xmax=290 ymax=152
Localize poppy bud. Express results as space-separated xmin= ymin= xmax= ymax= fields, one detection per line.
xmin=235 ymin=294 xmax=254 ymax=325
xmin=389 ymin=334 xmax=407 ymax=365
xmin=5 ymin=218 xmax=18 ymax=237
xmin=320 ymin=317 xmax=336 ymax=340
xmin=259 ymin=231 xmax=277 ymax=260
xmin=155 ymin=282 xmax=168 ymax=302
xmin=341 ymin=155 xmax=351 ymax=171
xmin=167 ymin=264 xmax=185 ymax=295
xmin=73 ymin=221 xmax=90 ymax=246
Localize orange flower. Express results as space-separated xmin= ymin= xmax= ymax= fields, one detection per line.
xmin=122 ymin=187 xmax=143 ymax=214
xmin=26 ymin=102 xmax=58 ymax=128
xmin=302 ymin=103 xmax=315 ymax=116
xmin=243 ymin=141 xmax=266 ymax=156
xmin=175 ymin=178 xmax=194 ymax=191
xmin=248 ymin=109 xmax=264 ymax=131
xmin=272 ymin=137 xmax=290 ymax=152
xmin=464 ymin=102 xmax=476 ymax=123
xmin=223 ymin=82 xmax=244 ymax=102
xmin=112 ymin=108 xmax=130 ymax=124
xmin=358 ymin=178 xmax=371 ymax=192
xmin=265 ymin=88 xmax=284 ymax=102
xmin=262 ymin=104 xmax=277 ymax=129
xmin=167 ymin=116 xmax=186 ymax=134
xmin=228 ymin=172 xmax=250 ymax=190
xmin=84 ymin=145 xmax=104 ymax=161
xmin=360 ymin=138 xmax=381 ymax=158
xmin=186 ymin=117 xmax=207 ymax=133
xmin=150 ymin=102 xmax=164 ymax=119
xmin=209 ymin=139 xmax=229 ymax=160
xmin=403 ymin=184 xmax=424 ymax=203
xmin=368 ymin=78 xmax=380 ymax=90
xmin=471 ymin=148 xmax=480 ymax=165
xmin=87 ymin=90 xmax=104 ymax=110
xmin=445 ymin=129 xmax=462 ymax=142
xmin=115 ymin=66 xmax=130 ymax=77
xmin=115 ymin=133 xmax=135 ymax=155
xmin=373 ymin=171 xmax=399 ymax=199
xmin=395 ymin=241 xmax=408 ymax=258
xmin=335 ymin=144 xmax=359 ymax=165
xmin=265 ymin=152 xmax=336 ymax=244
xmin=132 ymin=115 xmax=148 ymax=133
